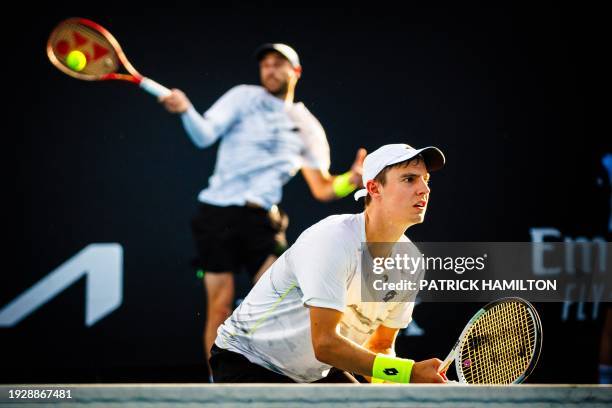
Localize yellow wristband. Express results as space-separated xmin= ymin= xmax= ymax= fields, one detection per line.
xmin=332 ymin=171 xmax=357 ymax=198
xmin=372 ymin=354 xmax=415 ymax=383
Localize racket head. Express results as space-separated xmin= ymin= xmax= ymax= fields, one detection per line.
xmin=47 ymin=17 xmax=141 ymax=83
xmin=455 ymin=297 xmax=543 ymax=384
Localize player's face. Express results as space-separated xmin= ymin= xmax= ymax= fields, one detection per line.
xmin=259 ymin=52 xmax=298 ymax=95
xmin=380 ymin=160 xmax=431 ymax=226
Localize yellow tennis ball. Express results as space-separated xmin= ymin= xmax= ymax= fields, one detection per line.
xmin=66 ymin=50 xmax=87 ymax=72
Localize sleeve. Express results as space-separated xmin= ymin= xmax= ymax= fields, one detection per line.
xmin=287 ymin=227 xmax=352 ymax=312
xmin=301 ymin=119 xmax=330 ymax=171
xmin=286 ymin=105 xmax=331 ymax=172
xmin=180 ymin=85 xmax=246 ymax=148
xmin=382 ymin=301 xmax=415 ymax=329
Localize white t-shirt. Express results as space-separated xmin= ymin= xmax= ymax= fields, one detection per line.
xmin=181 ymin=85 xmax=331 ymax=210
xmin=215 ymin=212 xmax=416 ymax=382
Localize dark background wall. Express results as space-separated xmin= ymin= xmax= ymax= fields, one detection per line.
xmin=3 ymin=5 xmax=608 ymax=383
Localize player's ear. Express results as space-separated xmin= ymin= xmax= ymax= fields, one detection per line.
xmin=294 ymin=65 xmax=302 ymax=79
xmin=366 ymin=179 xmax=381 ymax=200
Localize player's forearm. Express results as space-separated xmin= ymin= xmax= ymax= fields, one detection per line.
xmin=180 ymin=106 xmax=219 ymax=149
xmin=311 ymin=172 xmax=357 ymax=202
xmin=360 ymin=335 xmax=397 ymax=382
xmin=311 ymin=178 xmax=337 ymax=202
xmin=362 ymin=336 xmax=396 ymax=357
xmin=365 ymin=345 xmax=396 ymax=357
xmin=313 ymin=332 xmax=377 ymax=377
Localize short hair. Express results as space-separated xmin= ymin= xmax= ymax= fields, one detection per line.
xmin=364 ymin=154 xmax=425 ymax=207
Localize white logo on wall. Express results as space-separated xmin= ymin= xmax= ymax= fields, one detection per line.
xmin=0 ymin=244 xmax=123 ymax=327
xmin=530 ymin=229 xmax=607 ymax=321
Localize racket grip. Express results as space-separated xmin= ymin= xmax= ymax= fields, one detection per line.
xmin=140 ymin=77 xmax=171 ymax=98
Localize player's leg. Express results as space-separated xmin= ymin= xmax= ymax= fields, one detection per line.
xmin=244 ymin=204 xmax=289 ymax=283
xmin=253 ymin=254 xmax=277 ymax=283
xmin=203 ymin=271 xmax=234 ymax=360
xmin=190 ymin=203 xmax=240 ymax=366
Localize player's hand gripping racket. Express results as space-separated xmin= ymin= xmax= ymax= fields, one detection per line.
xmin=47 ymin=17 xmax=171 ymax=98
xmin=438 ymin=297 xmax=542 ymax=384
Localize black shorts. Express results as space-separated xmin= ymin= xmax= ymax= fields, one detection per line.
xmin=191 ymin=202 xmax=288 ymax=276
xmin=209 ymin=345 xmax=364 ymax=383
xmin=210 ymin=345 xmax=295 ymax=383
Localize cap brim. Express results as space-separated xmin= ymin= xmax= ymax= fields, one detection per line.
xmin=383 ymin=146 xmax=445 ymax=173
xmin=417 ymin=146 xmax=445 ymax=172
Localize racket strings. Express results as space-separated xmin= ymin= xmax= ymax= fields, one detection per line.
xmin=460 ymin=302 xmax=536 ymax=384
xmin=479 ymin=303 xmax=534 ymax=383
xmin=480 ymin=302 xmax=534 ymax=383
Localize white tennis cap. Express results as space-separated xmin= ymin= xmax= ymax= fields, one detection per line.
xmin=354 ymin=143 xmax=445 ymax=201
xmin=255 ymin=43 xmax=301 ymax=68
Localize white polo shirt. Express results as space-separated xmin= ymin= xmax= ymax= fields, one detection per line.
xmin=181 ymin=85 xmax=330 ymax=210
xmin=215 ymin=212 xmax=416 ymax=382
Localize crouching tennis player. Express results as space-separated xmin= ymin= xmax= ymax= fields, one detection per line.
xmin=210 ymin=143 xmax=447 ymax=383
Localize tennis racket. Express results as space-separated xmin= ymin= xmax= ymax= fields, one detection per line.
xmin=47 ymin=17 xmax=171 ymax=98
xmin=438 ymin=297 xmax=542 ymax=384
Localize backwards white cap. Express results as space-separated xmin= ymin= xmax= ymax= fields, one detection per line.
xmin=354 ymin=143 xmax=446 ymax=201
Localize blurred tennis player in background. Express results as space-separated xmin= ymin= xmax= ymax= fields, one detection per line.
xmin=159 ymin=43 xmax=366 ymax=375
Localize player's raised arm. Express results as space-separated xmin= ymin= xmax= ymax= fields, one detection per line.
xmin=302 ymin=148 xmax=367 ymax=201
xmin=160 ymin=85 xmax=246 ymax=149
